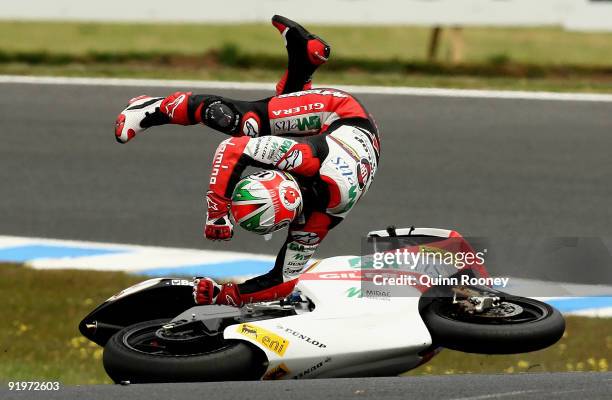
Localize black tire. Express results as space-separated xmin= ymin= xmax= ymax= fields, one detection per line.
xmin=103 ymin=319 xmax=267 ymax=383
xmin=422 ymin=296 xmax=565 ymax=354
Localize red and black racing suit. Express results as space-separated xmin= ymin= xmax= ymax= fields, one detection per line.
xmin=158 ymin=18 xmax=381 ymax=303
xmin=192 ymin=86 xmax=381 ymax=302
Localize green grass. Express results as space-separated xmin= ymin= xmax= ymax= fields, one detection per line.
xmin=4 ymin=63 xmax=612 ymax=93
xmin=2 ymin=21 xmax=612 ymax=92
xmin=0 ymin=263 xmax=141 ymax=384
xmin=2 ymin=21 xmax=612 ymax=66
xmin=0 ymin=263 xmax=609 ymax=384
xmin=407 ymin=316 xmax=611 ymax=376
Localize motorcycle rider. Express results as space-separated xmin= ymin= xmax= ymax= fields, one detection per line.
xmin=115 ymin=15 xmax=380 ymax=306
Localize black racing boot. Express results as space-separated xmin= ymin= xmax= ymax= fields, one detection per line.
xmin=272 ymin=15 xmax=331 ymax=94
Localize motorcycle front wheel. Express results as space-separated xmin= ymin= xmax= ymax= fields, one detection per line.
xmin=422 ymin=296 xmax=565 ymax=354
xmin=103 ymin=319 xmax=267 ymax=383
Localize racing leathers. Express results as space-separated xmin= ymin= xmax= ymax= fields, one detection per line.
xmin=160 ymin=87 xmax=380 ymax=305
xmin=124 ymin=15 xmax=380 ymax=306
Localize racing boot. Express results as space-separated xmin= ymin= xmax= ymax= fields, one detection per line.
xmin=114 ymin=95 xmax=168 ymax=143
xmin=272 ymin=15 xmax=331 ymax=94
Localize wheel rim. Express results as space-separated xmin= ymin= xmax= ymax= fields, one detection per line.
xmin=122 ymin=322 xmax=230 ymax=357
xmin=435 ymin=298 xmax=550 ymax=325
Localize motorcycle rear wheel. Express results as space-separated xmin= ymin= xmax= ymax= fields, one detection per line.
xmin=103 ymin=319 xmax=267 ymax=383
xmin=422 ymin=296 xmax=565 ymax=354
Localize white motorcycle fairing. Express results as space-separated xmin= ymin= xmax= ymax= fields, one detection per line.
xmin=88 ymin=226 xmax=564 ymax=383
xmin=223 ymin=255 xmax=433 ymax=379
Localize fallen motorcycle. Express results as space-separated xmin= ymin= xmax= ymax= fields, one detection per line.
xmin=79 ymin=227 xmax=565 ymax=383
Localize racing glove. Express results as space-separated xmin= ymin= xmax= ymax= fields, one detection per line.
xmin=193 ymin=277 xmax=242 ymax=307
xmin=204 ymin=191 xmax=234 ymax=241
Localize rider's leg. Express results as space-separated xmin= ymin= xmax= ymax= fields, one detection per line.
xmin=117 ymin=92 xmax=273 ymax=142
xmin=180 ymin=16 xmax=332 ymax=132
xmin=172 ymin=94 xmax=272 ymax=137
xmin=120 ymin=18 xmax=330 ymax=142
xmin=237 ymin=210 xmax=341 ymax=303
xmin=196 ymin=95 xmax=271 ymax=137
xmin=271 ymin=15 xmax=331 ymax=95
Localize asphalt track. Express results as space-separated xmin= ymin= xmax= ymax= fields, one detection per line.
xmin=1 ymin=80 xmax=611 ymax=398
xmin=1 ymin=81 xmax=612 ymax=283
xmin=2 ymin=372 xmax=611 ymax=400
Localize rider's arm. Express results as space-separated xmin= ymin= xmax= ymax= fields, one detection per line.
xmin=209 ymin=135 xmax=322 ymax=199
xmin=204 ymin=135 xmax=322 ymax=240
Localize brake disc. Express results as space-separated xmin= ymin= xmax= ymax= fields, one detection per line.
xmin=476 ymin=301 xmax=524 ymax=318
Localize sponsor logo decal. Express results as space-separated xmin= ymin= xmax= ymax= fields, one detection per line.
xmin=345 ymin=287 xmax=391 ymax=300
xmin=170 ymin=279 xmax=192 ymax=286
xmin=318 ymin=271 xmax=363 ymax=279
xmin=355 ymin=126 xmax=380 ymax=160
xmin=330 ymin=156 xmax=355 ymax=185
xmin=163 ymin=94 xmax=186 ymax=119
xmin=277 ymin=89 xmax=348 ymax=98
xmin=223 ymin=293 xmax=238 ymax=306
xmin=263 ymin=363 xmax=290 ymax=380
xmin=296 ymin=116 xmax=321 ymax=131
xmin=288 ymin=242 xmax=308 ymax=252
xmin=276 ymin=325 xmax=327 ymax=348
xmin=210 ymin=140 xmax=231 ymax=185
xmin=282 ymin=242 xmax=317 ymax=277
xmin=249 ymin=136 xmax=278 ymax=161
xmin=237 ymin=323 xmax=289 ymax=356
xmin=293 ymin=357 xmax=332 ymax=379
xmin=338 ymin=185 xmax=357 ymax=214
xmin=269 ymin=138 xmax=295 ymax=163
xmin=242 ymin=116 xmax=260 ymax=137
xmin=291 ymin=231 xmax=320 ymax=245
xmin=271 ymin=103 xmax=324 ymax=116
xmin=279 ymin=181 xmax=301 ymax=211
xmin=206 ymin=194 xmax=221 ymax=211
xmin=357 ymin=158 xmax=372 ymax=189
xmin=282 ymin=264 xmax=305 ymax=276
xmin=302 ymin=270 xmax=414 ymax=281
xmin=292 ymin=253 xmax=307 ymax=261
xmin=277 ymin=149 xmax=303 ymax=170
xmin=273 ymin=116 xmax=322 ymax=134
xmin=346 ymin=286 xmax=362 ymax=298
xmin=300 ymin=270 xmax=428 ymax=292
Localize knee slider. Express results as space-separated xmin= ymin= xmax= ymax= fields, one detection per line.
xmin=203 ymin=100 xmax=241 ymax=134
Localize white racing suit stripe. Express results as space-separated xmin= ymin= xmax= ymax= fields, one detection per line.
xmin=320 ymin=125 xmax=378 ymax=218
